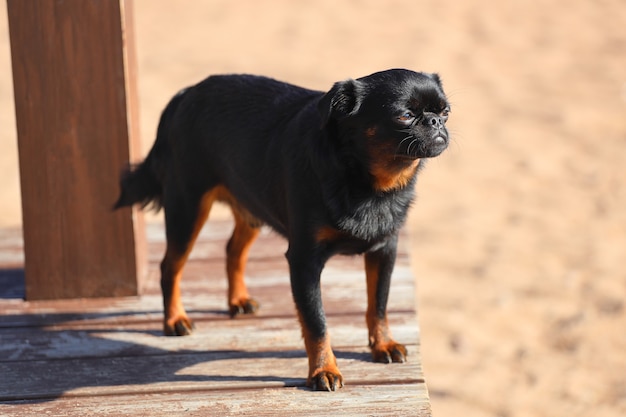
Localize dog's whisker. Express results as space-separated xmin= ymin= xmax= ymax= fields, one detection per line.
xmin=397 ymin=136 xmax=413 ymax=148
xmin=395 ymin=135 xmax=414 ymax=155
xmin=406 ymin=139 xmax=418 ymax=156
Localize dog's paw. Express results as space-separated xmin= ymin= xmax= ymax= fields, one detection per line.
xmin=164 ymin=316 xmax=195 ymax=336
xmin=229 ymin=297 xmax=260 ymax=318
xmin=308 ymin=369 xmax=344 ymax=392
xmin=370 ymin=340 xmax=408 ymax=364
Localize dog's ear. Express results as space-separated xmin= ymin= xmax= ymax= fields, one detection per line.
xmin=318 ymin=79 xmax=363 ymax=128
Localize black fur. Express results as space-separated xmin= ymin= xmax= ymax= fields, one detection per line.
xmin=113 ymin=89 xmax=188 ymax=210
xmin=114 ymin=69 xmax=450 ymax=390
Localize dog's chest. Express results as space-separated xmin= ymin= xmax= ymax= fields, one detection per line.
xmin=336 ymin=192 xmax=412 ymax=242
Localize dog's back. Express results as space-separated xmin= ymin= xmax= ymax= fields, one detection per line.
xmin=115 ymin=75 xmax=322 ymax=231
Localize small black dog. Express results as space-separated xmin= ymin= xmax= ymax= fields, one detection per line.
xmin=114 ymin=69 xmax=450 ymax=391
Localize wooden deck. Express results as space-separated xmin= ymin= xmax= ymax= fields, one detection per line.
xmin=0 ymin=220 xmax=431 ymax=416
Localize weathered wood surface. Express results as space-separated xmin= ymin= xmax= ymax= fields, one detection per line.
xmin=0 ymin=221 xmax=431 ymax=416
xmin=6 ymin=0 xmax=146 ymax=300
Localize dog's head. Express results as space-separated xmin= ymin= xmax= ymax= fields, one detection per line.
xmin=319 ymin=69 xmax=450 ymax=159
xmin=318 ymin=69 xmax=450 ymax=191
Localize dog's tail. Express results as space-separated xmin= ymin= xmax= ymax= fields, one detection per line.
xmin=113 ymin=88 xmax=189 ymax=211
xmin=113 ymin=157 xmax=163 ymax=211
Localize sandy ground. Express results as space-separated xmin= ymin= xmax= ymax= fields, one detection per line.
xmin=1 ymin=1 xmax=625 ymax=415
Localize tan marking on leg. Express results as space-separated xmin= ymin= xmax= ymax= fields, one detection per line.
xmin=364 ymin=253 xmax=407 ymax=362
xmin=315 ymin=225 xmax=346 ymax=243
xmin=162 ymin=188 xmax=220 ymax=335
xmin=226 ymin=206 xmax=260 ymax=316
xmin=297 ymin=311 xmax=343 ymax=391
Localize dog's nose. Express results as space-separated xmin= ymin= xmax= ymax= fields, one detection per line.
xmin=423 ymin=113 xmax=443 ymax=129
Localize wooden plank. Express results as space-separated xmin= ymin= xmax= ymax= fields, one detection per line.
xmin=0 ymin=268 xmax=416 ymax=329
xmin=0 ymin=344 xmax=422 ymax=400
xmin=0 ymin=313 xmax=419 ymax=361
xmin=0 ymin=384 xmax=431 ymax=417
xmin=0 ymin=222 xmax=416 ymax=324
xmin=0 ymin=219 xmax=429 ymax=414
xmin=6 ymin=0 xmax=146 ymax=299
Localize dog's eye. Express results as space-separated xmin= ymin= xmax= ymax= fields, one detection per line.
xmin=397 ymin=111 xmax=415 ymax=123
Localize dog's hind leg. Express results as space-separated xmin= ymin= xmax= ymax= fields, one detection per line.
xmin=160 ymin=186 xmax=217 ymax=336
xmin=226 ymin=203 xmax=261 ymax=317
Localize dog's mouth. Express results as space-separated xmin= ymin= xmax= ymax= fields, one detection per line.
xmin=430 ymin=133 xmax=449 ymax=152
xmin=396 ymin=132 xmax=448 ymax=159
xmin=423 ymin=133 xmax=449 ymax=157
xmin=433 ymin=135 xmax=447 ymax=145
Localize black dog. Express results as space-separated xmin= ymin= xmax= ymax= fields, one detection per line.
xmin=114 ymin=69 xmax=450 ymax=391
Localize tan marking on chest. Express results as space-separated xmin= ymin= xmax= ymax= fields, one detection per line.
xmin=369 ymin=158 xmax=420 ymax=192
xmin=364 ymin=126 xmax=420 ymax=192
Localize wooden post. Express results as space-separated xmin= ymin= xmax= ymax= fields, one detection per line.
xmin=7 ymin=0 xmax=146 ymax=300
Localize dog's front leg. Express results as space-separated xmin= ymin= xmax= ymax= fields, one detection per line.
xmin=286 ymin=246 xmax=343 ymax=391
xmin=364 ymin=235 xmax=408 ymax=363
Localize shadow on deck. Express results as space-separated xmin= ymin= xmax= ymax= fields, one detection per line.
xmin=0 ymin=221 xmax=431 ymax=416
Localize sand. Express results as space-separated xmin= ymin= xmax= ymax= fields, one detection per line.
xmin=1 ymin=1 xmax=625 ymax=415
